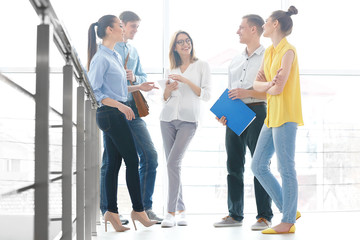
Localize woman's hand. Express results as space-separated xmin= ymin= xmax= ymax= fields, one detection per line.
xmin=117 ymin=103 xmax=135 ymax=120
xmin=163 ymin=80 xmax=179 ymax=101
xmin=272 ymin=68 xmax=283 ymax=85
xmin=169 ymin=74 xmax=202 ymax=97
xmin=165 ymin=80 xmax=179 ymax=91
xmin=265 ymin=68 xmax=282 ymax=90
xmin=257 ymin=70 xmax=267 ymax=82
xmin=168 ymin=74 xmax=189 ymax=84
xmin=257 ymin=68 xmax=282 ymax=91
xmin=139 ymin=82 xmax=159 ymax=92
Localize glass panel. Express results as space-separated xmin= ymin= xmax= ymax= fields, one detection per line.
xmin=0 ymin=189 xmax=34 ymax=239
xmin=288 ymin=0 xmax=360 ymax=71
xmin=0 ymin=0 xmax=38 ymax=68
xmin=1 ymin=2 xmax=360 ymax=229
xmin=52 ymin=0 xmax=163 ymax=71
xmin=115 ymin=73 xmax=360 ymax=214
xmin=169 ymin=0 xmax=279 ymax=70
xmin=0 ymin=75 xmax=35 ymax=193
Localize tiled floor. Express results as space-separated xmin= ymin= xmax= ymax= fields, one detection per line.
xmin=93 ymin=211 xmax=358 ymax=240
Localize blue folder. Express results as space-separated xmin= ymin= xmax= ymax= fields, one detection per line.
xmin=210 ymin=89 xmax=256 ymax=136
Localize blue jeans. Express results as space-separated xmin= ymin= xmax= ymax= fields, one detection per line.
xmin=128 ymin=117 xmax=158 ymax=210
xmin=251 ymin=122 xmax=298 ymax=223
xmin=98 ymin=106 xmax=144 ymax=215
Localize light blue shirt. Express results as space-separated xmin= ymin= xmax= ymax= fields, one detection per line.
xmin=114 ymin=42 xmax=147 ymax=102
xmin=88 ymin=44 xmax=128 ymax=105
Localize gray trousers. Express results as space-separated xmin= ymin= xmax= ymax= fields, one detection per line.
xmin=160 ymin=120 xmax=197 ymax=213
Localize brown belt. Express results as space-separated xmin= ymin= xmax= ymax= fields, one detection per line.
xmin=246 ymin=102 xmax=266 ymax=107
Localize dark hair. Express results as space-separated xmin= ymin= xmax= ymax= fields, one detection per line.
xmin=243 ymin=14 xmax=265 ymax=36
xmin=270 ymin=6 xmax=298 ymax=36
xmin=87 ymin=15 xmax=117 ymax=70
xmin=169 ymin=30 xmax=198 ymax=70
xmin=119 ymin=11 xmax=141 ymax=24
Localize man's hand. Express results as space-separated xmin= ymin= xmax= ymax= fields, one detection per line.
xmin=126 ymin=69 xmax=135 ymax=82
xmin=228 ymin=88 xmax=250 ymax=100
xmin=139 ymin=82 xmax=159 ymax=92
xmin=216 ymin=116 xmax=227 ymax=126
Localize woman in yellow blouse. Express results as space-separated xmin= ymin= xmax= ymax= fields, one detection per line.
xmin=251 ymin=6 xmax=303 ymax=234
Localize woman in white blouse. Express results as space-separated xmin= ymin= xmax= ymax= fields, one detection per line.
xmin=160 ymin=30 xmax=211 ymax=228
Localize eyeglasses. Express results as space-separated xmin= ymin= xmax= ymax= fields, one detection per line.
xmin=176 ymin=38 xmax=191 ymax=46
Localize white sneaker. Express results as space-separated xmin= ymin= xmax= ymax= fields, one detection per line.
xmin=177 ymin=212 xmax=187 ymax=226
xmin=213 ymin=216 xmax=243 ymax=227
xmin=161 ymin=213 xmax=176 ymax=228
xmin=251 ymin=218 xmax=271 ymax=230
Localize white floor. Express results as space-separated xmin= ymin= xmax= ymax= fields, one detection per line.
xmin=93 ymin=211 xmax=358 ymax=240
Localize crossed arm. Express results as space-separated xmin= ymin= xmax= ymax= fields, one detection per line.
xmin=253 ymin=49 xmax=295 ymax=95
xmin=217 ymin=50 xmax=295 ymax=126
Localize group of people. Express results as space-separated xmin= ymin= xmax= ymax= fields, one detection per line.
xmin=87 ymin=5 xmax=303 ymax=235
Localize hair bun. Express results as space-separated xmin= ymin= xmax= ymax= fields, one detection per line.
xmin=287 ymin=6 xmax=298 ymax=16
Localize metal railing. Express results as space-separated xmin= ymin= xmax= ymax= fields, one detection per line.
xmin=1 ymin=0 xmax=101 ymax=239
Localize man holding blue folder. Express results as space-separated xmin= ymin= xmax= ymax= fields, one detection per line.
xmin=213 ymin=15 xmax=273 ymax=230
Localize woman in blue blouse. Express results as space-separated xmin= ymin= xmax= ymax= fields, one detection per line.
xmin=87 ymin=15 xmax=157 ymax=232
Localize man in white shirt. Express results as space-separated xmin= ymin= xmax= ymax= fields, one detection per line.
xmin=213 ymin=14 xmax=273 ymax=230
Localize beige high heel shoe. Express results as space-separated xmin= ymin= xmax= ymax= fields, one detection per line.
xmin=104 ymin=211 xmax=130 ymax=232
xmin=131 ymin=210 xmax=157 ymax=230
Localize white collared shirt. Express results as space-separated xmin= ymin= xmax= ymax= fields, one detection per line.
xmin=228 ymin=45 xmax=265 ymax=104
xmin=160 ymin=60 xmax=211 ymax=122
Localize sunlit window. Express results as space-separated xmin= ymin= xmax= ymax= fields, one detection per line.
xmin=1 ymin=0 xmax=360 ymax=218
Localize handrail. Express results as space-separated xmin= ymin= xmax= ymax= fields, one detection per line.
xmin=0 ymin=1 xmax=101 ymax=239
xmin=0 ymin=73 xmax=77 ymax=127
xmin=0 ymin=170 xmax=78 ymax=198
xmin=29 ymin=0 xmax=98 ymax=108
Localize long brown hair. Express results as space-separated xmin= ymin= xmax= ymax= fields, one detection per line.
xmin=169 ymin=30 xmax=198 ymax=70
xmin=87 ymin=15 xmax=117 ymax=70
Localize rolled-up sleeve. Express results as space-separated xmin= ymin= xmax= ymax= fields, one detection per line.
xmin=133 ymin=54 xmax=147 ymax=85
xmin=199 ymin=61 xmax=211 ymax=102
xmin=88 ymin=57 xmax=108 ymax=104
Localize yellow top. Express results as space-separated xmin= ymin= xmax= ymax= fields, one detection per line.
xmin=264 ymin=38 xmax=304 ymax=128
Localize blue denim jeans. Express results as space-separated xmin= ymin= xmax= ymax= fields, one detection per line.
xmin=251 ymin=122 xmax=298 ymax=223
xmin=127 ymin=117 xmax=158 ymax=210
xmin=98 ymin=105 xmax=144 ymax=215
